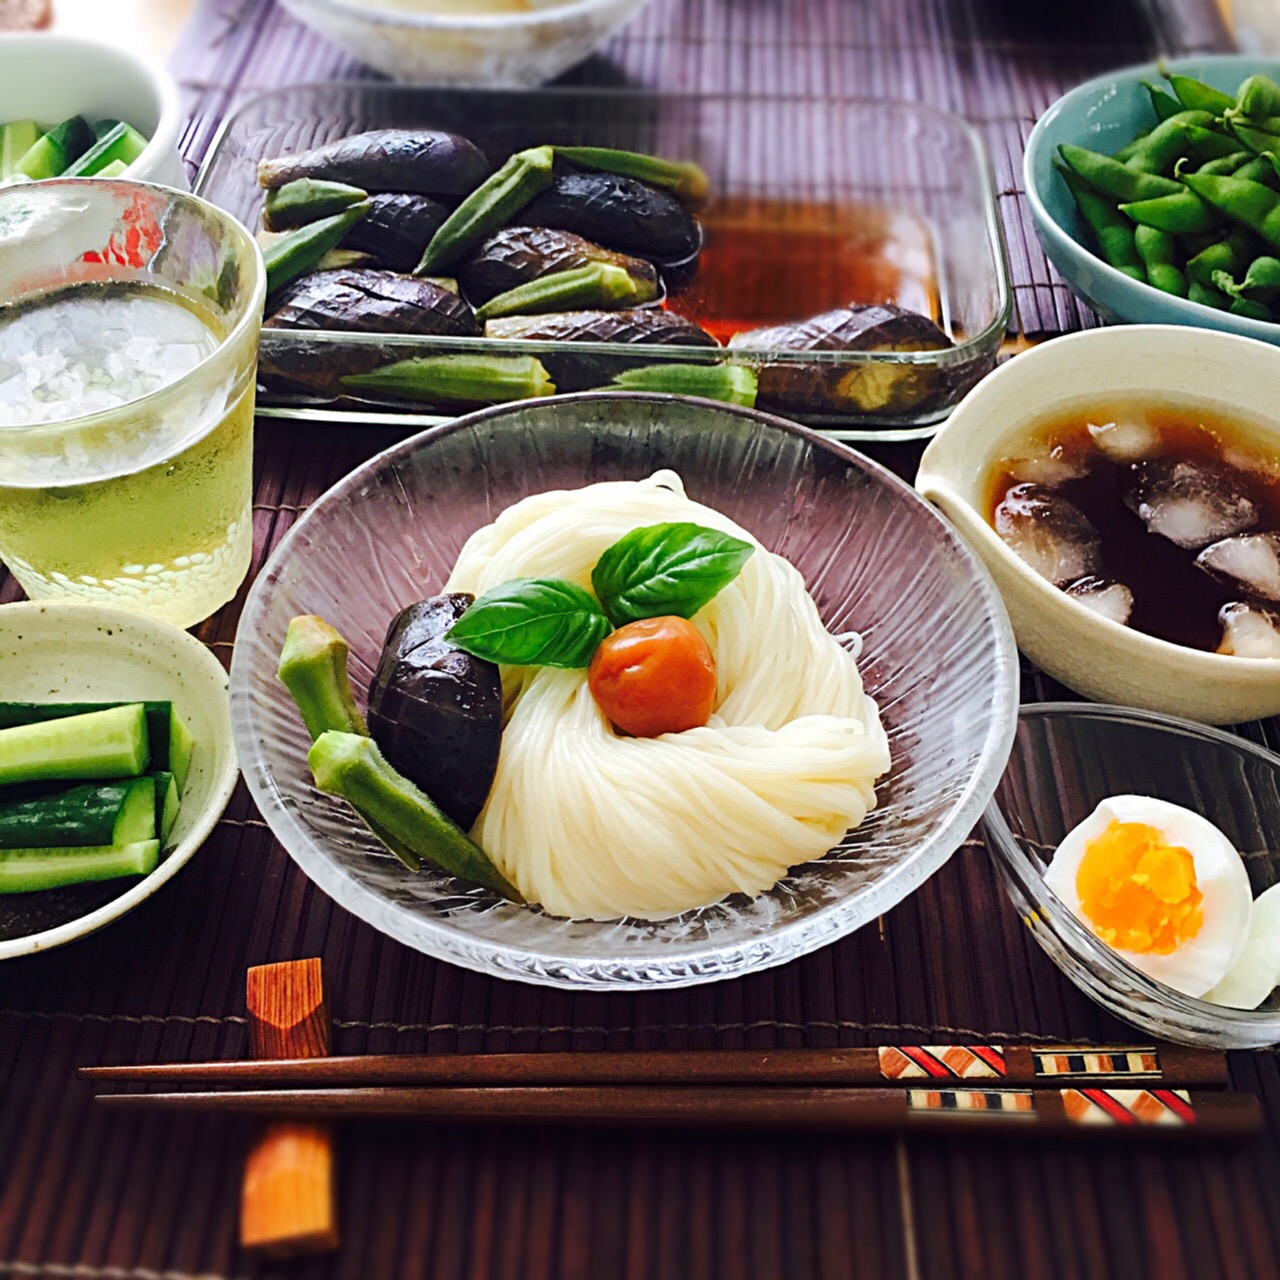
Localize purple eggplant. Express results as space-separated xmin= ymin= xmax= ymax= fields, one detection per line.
xmin=257 ymin=129 xmax=491 ymax=198
xmin=341 ymin=192 xmax=450 ymax=274
xmin=367 ymin=595 xmax=503 ymax=833
xmin=264 ymin=269 xmax=479 ymax=337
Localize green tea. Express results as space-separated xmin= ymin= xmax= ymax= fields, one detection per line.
xmin=0 ymin=282 xmax=253 ymax=626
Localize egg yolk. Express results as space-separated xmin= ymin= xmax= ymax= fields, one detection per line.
xmin=1075 ymin=820 xmax=1203 ymax=955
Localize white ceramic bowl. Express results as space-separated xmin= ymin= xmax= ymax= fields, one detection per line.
xmin=277 ymin=0 xmax=653 ymax=85
xmin=0 ymin=34 xmax=186 ymax=190
xmin=0 ymin=601 xmax=238 ymax=959
xmin=917 ymin=325 xmax=1280 ymax=725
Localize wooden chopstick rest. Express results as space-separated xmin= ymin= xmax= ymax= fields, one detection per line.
xmin=82 ymin=1040 xmax=1231 ymax=1090
xmin=240 ymin=958 xmax=338 ymax=1258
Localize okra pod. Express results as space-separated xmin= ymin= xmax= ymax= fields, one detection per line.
xmin=263 ymin=202 xmax=370 ymax=296
xmin=610 ymin=362 xmax=759 ymax=407
xmin=278 ymin=615 xmax=368 ymax=741
xmin=263 ymin=178 xmax=368 ymax=231
xmin=308 ymin=731 xmax=520 ymax=900
xmin=554 ymin=145 xmax=710 ymax=208
xmin=475 ymin=262 xmax=656 ymax=322
xmin=416 ymin=145 xmax=554 ymax=275
xmin=342 ymin=354 xmax=555 ymax=405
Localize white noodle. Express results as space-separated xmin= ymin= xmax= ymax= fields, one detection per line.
xmin=445 ymin=470 xmax=890 ymax=919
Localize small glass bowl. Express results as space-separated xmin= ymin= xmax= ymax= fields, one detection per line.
xmin=984 ymin=703 xmax=1280 ymax=1048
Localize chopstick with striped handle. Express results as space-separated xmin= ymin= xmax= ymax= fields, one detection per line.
xmin=91 ymin=1083 xmax=1260 ymax=1141
xmin=80 ymin=1042 xmax=1229 ymax=1089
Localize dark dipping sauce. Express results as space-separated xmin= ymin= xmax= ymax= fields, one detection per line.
xmin=987 ymin=402 xmax=1280 ymax=654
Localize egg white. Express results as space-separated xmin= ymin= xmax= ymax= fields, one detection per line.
xmin=1044 ymin=795 xmax=1252 ymax=998
xmin=1205 ymin=881 xmax=1280 ymax=1010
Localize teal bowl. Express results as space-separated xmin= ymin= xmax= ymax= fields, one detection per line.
xmin=1025 ymin=55 xmax=1280 ymax=342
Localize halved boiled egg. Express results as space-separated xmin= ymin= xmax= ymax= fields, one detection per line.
xmin=1044 ymin=795 xmax=1251 ymax=998
xmin=1205 ymin=882 xmax=1280 ymax=1010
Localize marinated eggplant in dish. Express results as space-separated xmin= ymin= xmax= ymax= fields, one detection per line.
xmin=367 ymin=595 xmax=504 ymax=833
xmin=341 ymin=193 xmax=451 ymax=274
xmin=265 ymin=270 xmax=479 ymax=337
xmin=257 ymin=129 xmax=491 ymax=196
xmin=729 ymin=304 xmax=955 ymax=416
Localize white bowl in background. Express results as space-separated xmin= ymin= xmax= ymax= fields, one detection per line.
xmin=916 ymin=325 xmax=1280 ymax=725
xmin=0 ymin=33 xmax=186 ymax=190
xmin=277 ymin=0 xmax=653 ymax=85
xmin=0 ymin=601 xmax=239 ymax=959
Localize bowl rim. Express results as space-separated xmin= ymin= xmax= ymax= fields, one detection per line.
xmin=0 ymin=32 xmax=185 ymax=184
xmin=916 ymin=324 xmax=1280 ymax=674
xmin=278 ymin=0 xmax=645 ymax=30
xmin=1023 ymin=53 xmax=1280 ymax=341
xmin=983 ymin=700 xmax=1280 ymax=1033
xmin=231 ymin=390 xmax=1021 ymax=988
xmin=0 ymin=600 xmax=240 ymax=962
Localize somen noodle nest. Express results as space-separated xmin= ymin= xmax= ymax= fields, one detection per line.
xmin=444 ymin=470 xmax=890 ymax=919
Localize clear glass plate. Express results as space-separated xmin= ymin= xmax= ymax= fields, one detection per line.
xmin=230 ymin=393 xmax=1019 ymax=988
xmin=985 ymin=703 xmax=1280 ymax=1048
xmin=195 ymin=84 xmax=1011 ymax=442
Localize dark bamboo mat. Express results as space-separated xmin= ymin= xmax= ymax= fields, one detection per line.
xmin=5 ymin=1 xmax=1280 ymax=1278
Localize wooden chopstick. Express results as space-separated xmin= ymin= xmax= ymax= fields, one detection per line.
xmin=93 ymin=1083 xmax=1259 ymax=1141
xmin=79 ymin=1042 xmax=1229 ymax=1089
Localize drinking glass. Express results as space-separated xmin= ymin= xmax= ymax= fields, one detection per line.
xmin=0 ymin=179 xmax=264 ymax=627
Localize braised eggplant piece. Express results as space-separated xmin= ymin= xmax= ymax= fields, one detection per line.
xmin=457 ymin=226 xmax=661 ymax=306
xmin=518 ymin=171 xmax=701 ymax=264
xmin=728 ymin=304 xmax=954 ymax=417
xmin=485 ymin=307 xmax=717 ymax=391
xmin=257 ymin=129 xmax=491 ymax=198
xmin=367 ymin=595 xmax=503 ymax=832
xmin=340 ymin=192 xmax=450 ymax=274
xmin=265 ymin=269 xmax=480 ymax=337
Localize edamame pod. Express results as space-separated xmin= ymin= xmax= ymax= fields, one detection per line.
xmin=1186 ymin=229 xmax=1260 ymax=288
xmin=1120 ymin=189 xmax=1223 ymax=235
xmin=1134 ymin=225 xmax=1188 ymax=296
xmin=1189 ymin=279 xmax=1231 ymax=309
xmin=1059 ymin=167 xmax=1145 ymax=280
xmin=1123 ymin=111 xmax=1215 ymax=173
xmin=1196 ymin=151 xmax=1250 ymax=176
xmin=1057 ymin=144 xmax=1181 ymax=202
xmin=1164 ymin=69 xmax=1237 ymax=116
xmin=1235 ymin=73 xmax=1280 ymax=122
xmin=1141 ymin=80 xmax=1183 ymax=123
xmin=1181 ymin=171 xmax=1280 ymax=250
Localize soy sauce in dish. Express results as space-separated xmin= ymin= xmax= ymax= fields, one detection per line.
xmin=986 ymin=401 xmax=1280 ymax=655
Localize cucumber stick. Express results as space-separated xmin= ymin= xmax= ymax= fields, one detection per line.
xmin=63 ymin=122 xmax=148 ymax=178
xmin=0 ymin=120 xmax=40 ymax=178
xmin=0 ymin=701 xmax=193 ymax=790
xmin=0 ymin=778 xmax=155 ymax=849
xmin=15 ymin=115 xmax=93 ymax=180
xmin=0 ymin=840 xmax=159 ymax=894
xmin=152 ymin=771 xmax=181 ymax=844
xmin=0 ymin=704 xmax=149 ymax=786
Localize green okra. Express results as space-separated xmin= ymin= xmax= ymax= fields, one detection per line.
xmin=262 ymin=202 xmax=370 ymax=296
xmin=554 ymin=145 xmax=710 ymax=208
xmin=308 ymin=731 xmax=521 ymax=901
xmin=278 ymin=615 xmax=369 ymax=741
xmin=1163 ymin=68 xmax=1237 ymax=116
xmin=1180 ymin=170 xmax=1280 ymax=251
xmin=475 ymin=262 xmax=657 ymax=322
xmin=610 ymin=362 xmax=759 ymax=407
xmin=416 ymin=145 xmax=554 ymax=275
xmin=1058 ymin=166 xmax=1145 ymax=280
xmin=263 ymin=178 xmax=368 ymax=231
xmin=342 ymin=354 xmax=555 ymax=405
xmin=1057 ymin=144 xmax=1181 ymax=203
xmin=1134 ymin=225 xmax=1187 ymax=296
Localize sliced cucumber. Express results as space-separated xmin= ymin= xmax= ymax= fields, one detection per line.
xmin=0 ymin=120 xmax=41 ymax=179
xmin=0 ymin=701 xmax=193 ymax=790
xmin=0 ymin=704 xmax=149 ymax=786
xmin=0 ymin=840 xmax=160 ymax=894
xmin=91 ymin=118 xmax=121 ymax=141
xmin=63 ymin=122 xmax=148 ymax=178
xmin=15 ymin=115 xmax=93 ymax=179
xmin=151 ymin=771 xmax=180 ymax=844
xmin=0 ymin=778 xmax=155 ymax=849
xmin=95 ymin=159 xmax=129 ymax=178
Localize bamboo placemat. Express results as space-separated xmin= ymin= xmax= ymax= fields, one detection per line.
xmin=5 ymin=1 xmax=1280 ymax=1278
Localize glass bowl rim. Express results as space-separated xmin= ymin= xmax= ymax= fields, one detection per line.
xmin=279 ymin=0 xmax=644 ymax=31
xmin=230 ymin=389 xmax=1021 ymax=988
xmin=983 ymin=700 xmax=1280 ymax=1030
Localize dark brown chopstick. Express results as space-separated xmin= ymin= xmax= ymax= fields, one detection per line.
xmin=79 ymin=1042 xmax=1229 ymax=1089
xmin=93 ymin=1084 xmax=1259 ymax=1141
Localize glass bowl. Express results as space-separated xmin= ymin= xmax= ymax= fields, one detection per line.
xmin=230 ymin=392 xmax=1019 ymax=989
xmin=984 ymin=703 xmax=1280 ymax=1048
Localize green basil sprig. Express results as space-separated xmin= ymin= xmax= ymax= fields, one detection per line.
xmin=447 ymin=578 xmax=611 ymax=668
xmin=447 ymin=522 xmax=754 ymax=668
xmin=592 ymin=522 xmax=754 ymax=627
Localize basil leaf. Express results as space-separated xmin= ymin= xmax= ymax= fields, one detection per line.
xmin=447 ymin=578 xmax=612 ymax=668
xmin=592 ymin=522 xmax=754 ymax=626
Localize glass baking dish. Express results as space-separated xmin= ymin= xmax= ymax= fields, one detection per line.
xmin=196 ymin=84 xmax=1011 ymax=442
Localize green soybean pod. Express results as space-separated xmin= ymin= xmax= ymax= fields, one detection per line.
xmin=1164 ymin=69 xmax=1237 ymax=115
xmin=1188 ymin=279 xmax=1231 ymax=309
xmin=1186 ymin=228 xmax=1261 ymax=288
xmin=1134 ymin=225 xmax=1188 ymax=296
xmin=1182 ymin=124 xmax=1249 ymax=163
xmin=1121 ymin=189 xmax=1223 ymax=236
xmin=1059 ymin=166 xmax=1145 ymax=281
xmin=1141 ymin=79 xmax=1184 ymax=123
xmin=1181 ymin=171 xmax=1280 ymax=251
xmin=1123 ymin=110 xmax=1215 ymax=173
xmin=1057 ymin=143 xmax=1181 ymax=202
xmin=1236 ymin=74 xmax=1280 ymax=122
xmin=1196 ymin=151 xmax=1251 ymax=176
